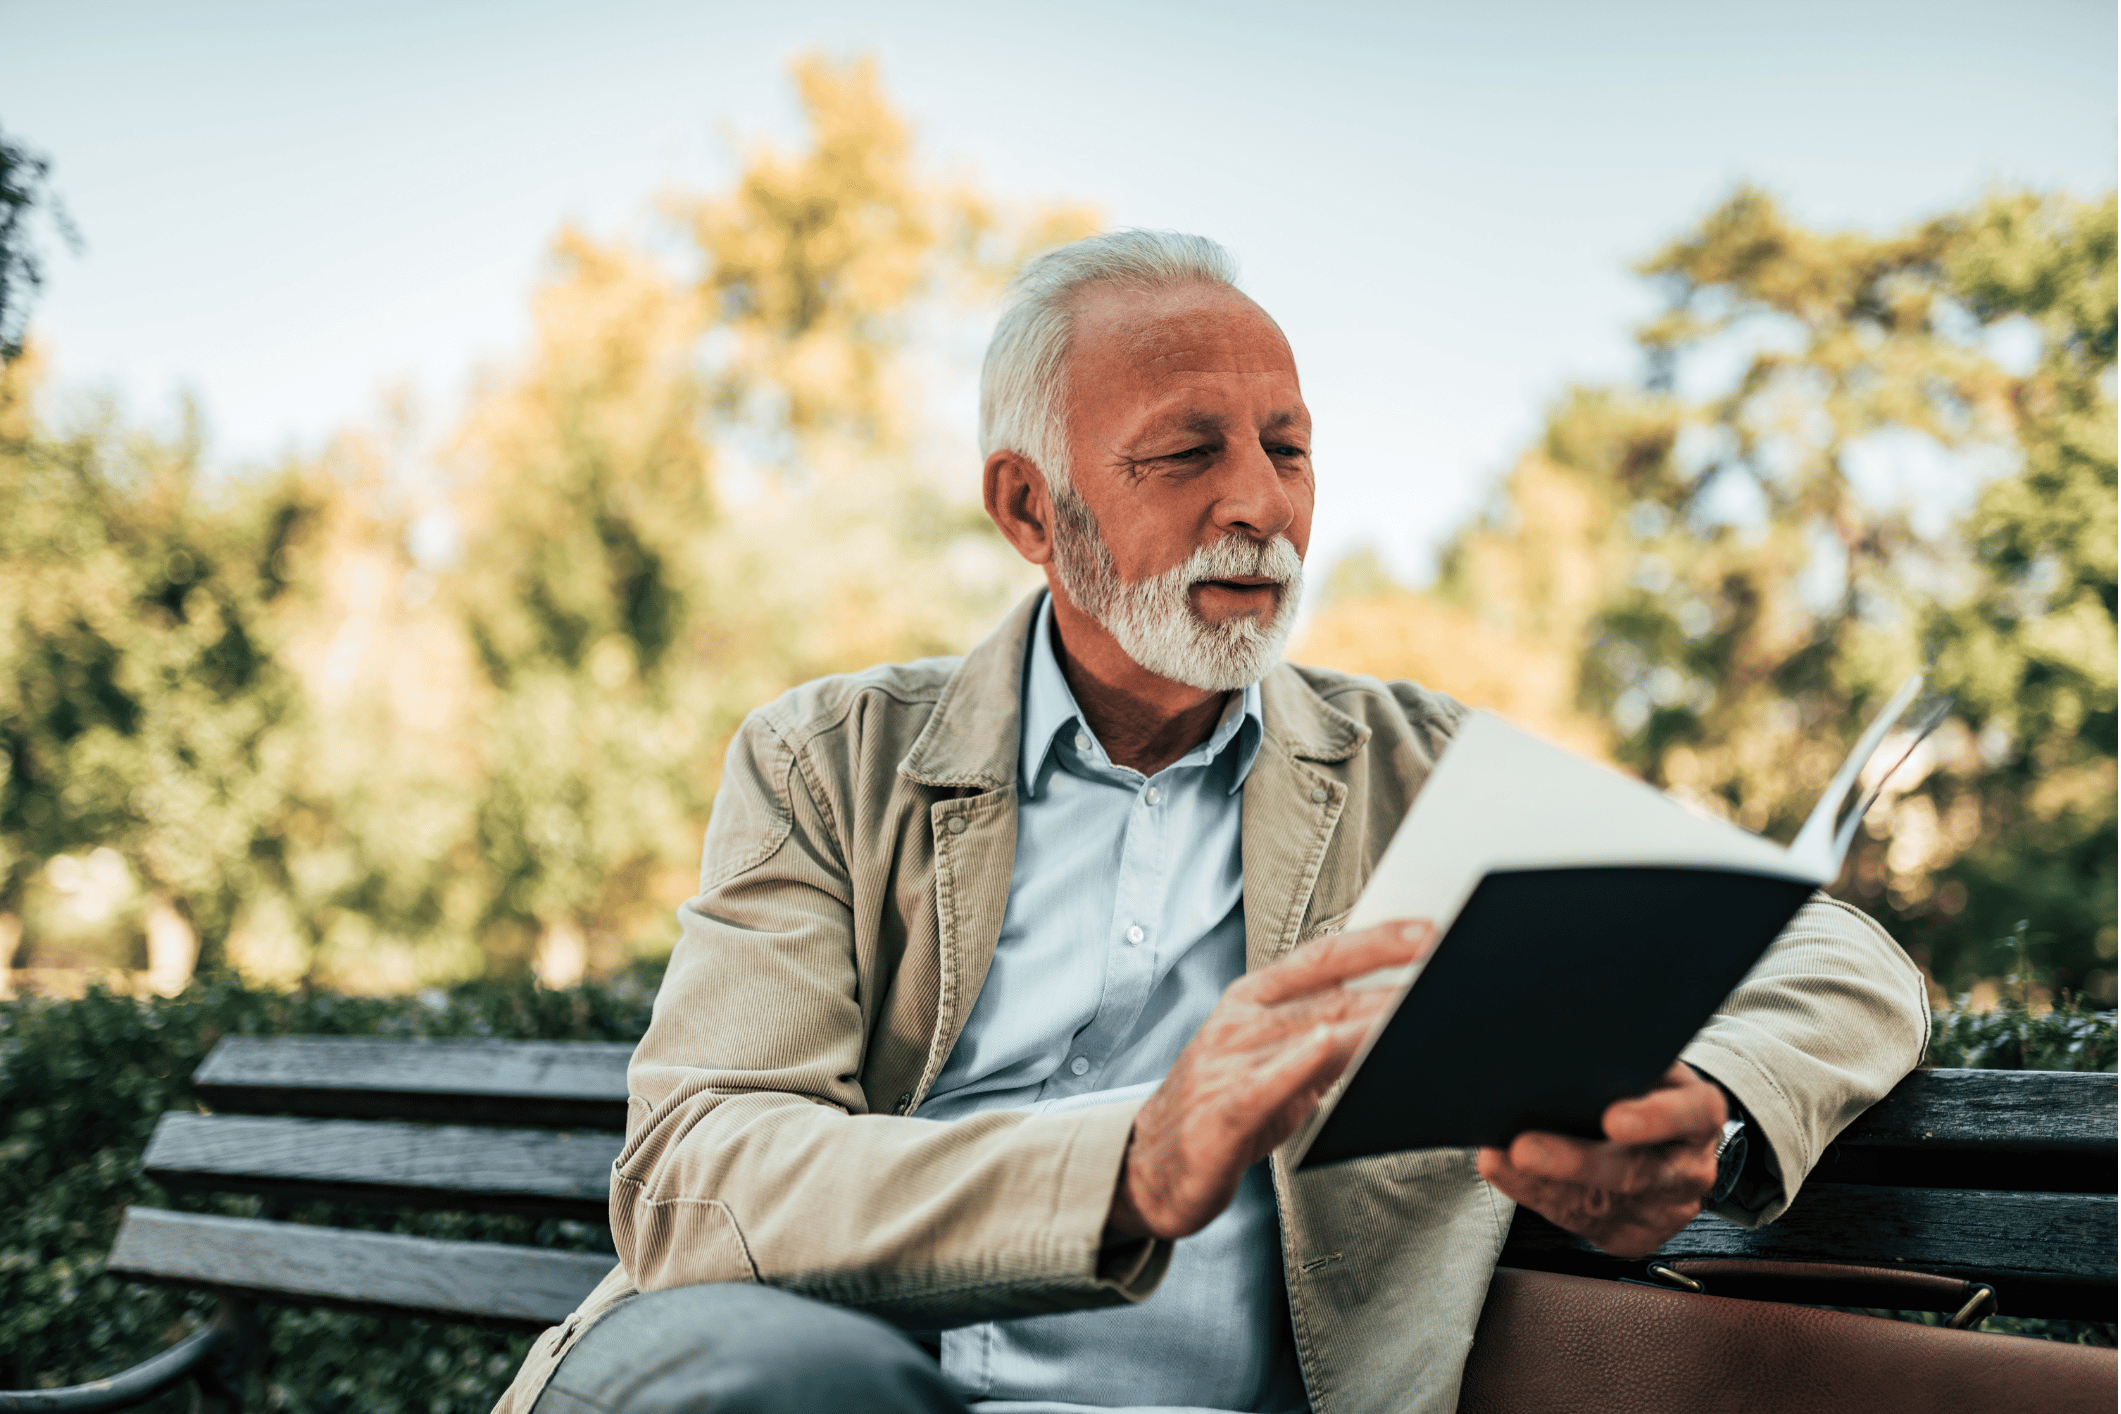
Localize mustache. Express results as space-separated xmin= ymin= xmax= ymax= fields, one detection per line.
xmin=1174 ymin=534 xmax=1304 ymax=588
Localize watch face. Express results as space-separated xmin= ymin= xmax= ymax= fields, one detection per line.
xmin=1711 ymin=1120 xmax=1748 ymax=1205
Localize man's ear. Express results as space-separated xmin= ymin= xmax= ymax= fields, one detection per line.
xmin=984 ymin=449 xmax=1056 ymax=566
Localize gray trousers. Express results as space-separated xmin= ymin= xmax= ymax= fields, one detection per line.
xmin=529 ymin=1284 xmax=972 ymax=1413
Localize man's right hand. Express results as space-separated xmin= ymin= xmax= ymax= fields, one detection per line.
xmin=1105 ymin=920 xmax=1437 ymax=1243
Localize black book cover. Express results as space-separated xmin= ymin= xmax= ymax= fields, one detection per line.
xmin=1285 ymin=676 xmax=1942 ymax=1170
xmin=1296 ymin=865 xmax=1814 ymax=1167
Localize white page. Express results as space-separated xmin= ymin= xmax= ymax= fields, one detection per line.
xmin=1343 ymin=712 xmax=1823 ymax=943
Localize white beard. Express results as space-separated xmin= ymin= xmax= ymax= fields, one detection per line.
xmin=1048 ymin=483 xmax=1304 ymax=692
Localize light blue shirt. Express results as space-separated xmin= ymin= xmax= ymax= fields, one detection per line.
xmin=916 ymin=596 xmax=1308 ymax=1414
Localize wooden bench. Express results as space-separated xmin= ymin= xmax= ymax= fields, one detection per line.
xmin=5 ymin=1038 xmax=2113 ymax=1410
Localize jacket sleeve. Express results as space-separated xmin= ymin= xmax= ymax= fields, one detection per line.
xmin=1681 ymin=894 xmax=1931 ymax=1226
xmin=609 ymin=708 xmax=1168 ymax=1329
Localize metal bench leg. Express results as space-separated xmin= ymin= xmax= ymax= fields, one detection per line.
xmin=0 ymin=1298 xmax=254 ymax=1414
xmin=190 ymin=1299 xmax=257 ymax=1414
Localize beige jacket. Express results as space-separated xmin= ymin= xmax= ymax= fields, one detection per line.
xmin=494 ymin=592 xmax=1929 ymax=1414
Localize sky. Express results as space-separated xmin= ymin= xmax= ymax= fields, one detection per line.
xmin=4 ymin=0 xmax=2115 ymax=581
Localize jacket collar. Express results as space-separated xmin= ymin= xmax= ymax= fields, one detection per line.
xmin=1257 ymin=660 xmax=1370 ymax=763
xmin=898 ymin=590 xmax=1042 ymax=791
xmin=897 ymin=588 xmax=1371 ymax=787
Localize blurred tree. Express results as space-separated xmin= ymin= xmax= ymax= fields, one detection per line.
xmin=0 ymin=127 xmax=77 ymax=365
xmin=0 ymin=369 xmax=323 ymax=981
xmin=1 ymin=54 xmax=1091 ymax=991
xmin=343 ymin=53 xmax=1090 ymax=983
xmin=1305 ymin=188 xmax=2116 ymax=999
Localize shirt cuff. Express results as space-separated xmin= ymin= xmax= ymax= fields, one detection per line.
xmin=1095 ymin=1234 xmax=1171 ymax=1297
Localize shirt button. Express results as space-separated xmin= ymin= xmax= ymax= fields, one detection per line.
xmin=1125 ymin=925 xmax=1145 ymax=945
xmin=1069 ymin=1057 xmax=1091 ymax=1076
xmin=1144 ymin=786 xmax=1161 ymax=805
xmin=1075 ymin=732 xmax=1092 ymax=751
xmin=1310 ymin=786 xmax=1330 ymax=803
xmin=946 ymin=815 xmax=968 ymax=835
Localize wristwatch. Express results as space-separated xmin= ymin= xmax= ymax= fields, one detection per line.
xmin=1710 ymin=1117 xmax=1748 ymax=1205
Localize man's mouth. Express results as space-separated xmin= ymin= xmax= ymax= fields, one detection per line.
xmin=1197 ymin=576 xmax=1280 ymax=592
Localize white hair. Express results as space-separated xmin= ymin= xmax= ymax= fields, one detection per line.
xmin=978 ymin=229 xmax=1241 ymax=491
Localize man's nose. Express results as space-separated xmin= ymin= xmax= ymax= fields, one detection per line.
xmin=1211 ymin=442 xmax=1296 ymax=541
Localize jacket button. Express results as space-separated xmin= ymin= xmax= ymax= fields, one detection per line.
xmin=946 ymin=816 xmax=968 ymax=835
xmin=895 ymin=1092 xmax=914 ymax=1114
xmin=1310 ymin=786 xmax=1329 ymax=803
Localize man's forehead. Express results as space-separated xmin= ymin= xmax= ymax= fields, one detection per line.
xmin=1073 ymin=282 xmax=1292 ymax=364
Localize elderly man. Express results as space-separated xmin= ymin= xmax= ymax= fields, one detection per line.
xmin=496 ymin=232 xmax=1928 ymax=1414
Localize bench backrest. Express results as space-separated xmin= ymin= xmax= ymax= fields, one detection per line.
xmin=125 ymin=1038 xmax=2117 ymax=1325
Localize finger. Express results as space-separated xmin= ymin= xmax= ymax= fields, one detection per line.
xmin=1476 ymin=1151 xmax=1585 ymax=1216
xmin=1237 ymin=980 xmax=1396 ymax=1041
xmin=1602 ymin=1066 xmax=1726 ymax=1146
xmin=1510 ymin=1127 xmax=1688 ymax=1195
xmin=1507 ymin=1131 xmax=1717 ymax=1195
xmin=1219 ymin=1023 xmax=1342 ymax=1144
xmin=1560 ymin=1198 xmax=1705 ymax=1260
xmin=1225 ymin=1016 xmax=1377 ymax=1092
xmin=1337 ymin=917 xmax=1440 ymax=963
xmin=1246 ymin=920 xmax=1435 ymax=1004
xmin=1479 ymin=1155 xmax=1707 ymax=1259
xmin=1189 ymin=983 xmax=1389 ymax=1061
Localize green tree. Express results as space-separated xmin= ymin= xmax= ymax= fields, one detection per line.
xmin=0 ymin=127 xmax=75 ymax=365
xmin=0 ymin=371 xmax=323 ymax=979
xmin=428 ymin=54 xmax=1091 ymax=980
xmin=1308 ymin=188 xmax=2116 ymax=999
xmin=1 ymin=56 xmax=1092 ymax=990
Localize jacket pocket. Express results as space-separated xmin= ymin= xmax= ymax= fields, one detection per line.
xmin=1298 ymin=910 xmax=1351 ymax=946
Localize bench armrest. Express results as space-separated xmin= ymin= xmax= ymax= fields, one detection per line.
xmin=0 ymin=1299 xmax=251 ymax=1414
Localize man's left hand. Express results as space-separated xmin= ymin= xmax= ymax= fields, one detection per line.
xmin=1475 ymin=1062 xmax=1727 ymax=1259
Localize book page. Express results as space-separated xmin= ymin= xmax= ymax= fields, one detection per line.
xmin=1343 ymin=711 xmax=1821 ymax=942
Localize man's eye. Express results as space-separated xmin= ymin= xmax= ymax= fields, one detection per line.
xmin=1270 ymin=444 xmax=1308 ymax=458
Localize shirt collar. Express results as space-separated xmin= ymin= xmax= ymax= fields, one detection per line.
xmin=1020 ymin=593 xmax=1264 ymax=798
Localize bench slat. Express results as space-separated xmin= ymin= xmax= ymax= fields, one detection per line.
xmin=144 ymin=1113 xmax=621 ymax=1222
xmin=107 ymin=1207 xmax=612 ymax=1329
xmin=1502 ymin=1185 xmax=2118 ymax=1321
xmin=193 ymin=1037 xmax=632 ymax=1128
xmin=1834 ymin=1069 xmax=2116 ymax=1152
xmin=193 ymin=1040 xmax=2116 ymax=1158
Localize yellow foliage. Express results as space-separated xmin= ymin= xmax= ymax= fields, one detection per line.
xmin=2 ymin=52 xmax=1098 ymax=994
xmin=1296 ymin=591 xmax=1608 ymax=758
xmin=275 ymin=53 xmax=1092 ymax=988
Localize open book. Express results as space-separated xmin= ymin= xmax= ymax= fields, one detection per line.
xmin=1287 ymin=675 xmax=1947 ymax=1170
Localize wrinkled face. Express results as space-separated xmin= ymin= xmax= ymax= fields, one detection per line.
xmin=1048 ymin=282 xmax=1313 ymax=690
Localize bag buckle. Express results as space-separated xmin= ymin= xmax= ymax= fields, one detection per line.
xmin=1646 ymin=1263 xmax=1703 ymax=1294
xmin=1946 ymin=1283 xmax=1996 ymax=1331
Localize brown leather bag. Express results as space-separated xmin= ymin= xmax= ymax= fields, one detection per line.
xmin=1459 ymin=1265 xmax=2117 ymax=1414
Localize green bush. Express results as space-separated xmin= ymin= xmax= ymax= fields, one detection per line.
xmin=1928 ymin=924 xmax=2119 ymax=1072
xmin=1 ymin=966 xmax=2113 ymax=1410
xmin=0 ymin=968 xmax=660 ymax=1412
